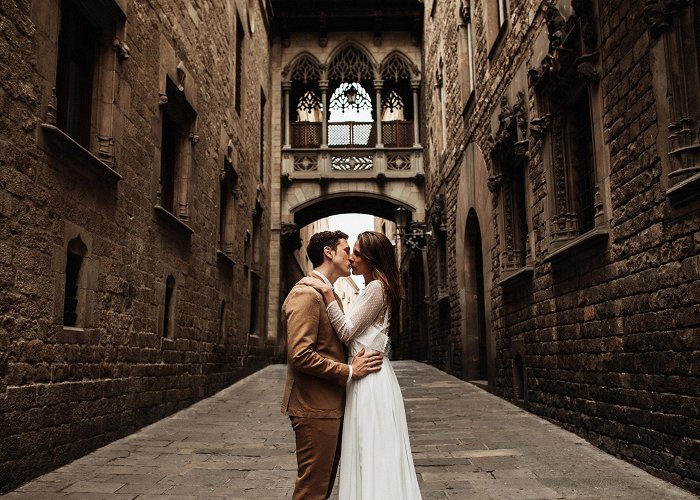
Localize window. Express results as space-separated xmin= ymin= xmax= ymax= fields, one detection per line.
xmin=488 ymin=92 xmax=532 ymax=277
xmin=39 ymin=0 xmax=127 ymax=179
xmin=159 ymin=78 xmax=196 ymax=220
xmin=248 ymin=271 xmax=261 ymax=337
xmin=56 ymin=2 xmax=97 ymax=149
xmin=235 ymin=14 xmax=244 ymax=115
xmin=219 ymin=301 xmax=227 ymax=344
xmin=219 ymin=141 xmax=238 ymax=262
xmin=457 ymin=1 xmax=476 ymax=109
xmin=530 ymin=5 xmax=610 ymax=258
xmin=259 ymin=88 xmax=266 ymax=181
xmin=435 ymin=58 xmax=446 ymax=153
xmin=646 ymin=2 xmax=700 ymax=204
xmin=486 ymin=0 xmax=507 ymax=54
xmin=566 ymin=90 xmax=596 ymax=233
xmin=63 ymin=236 xmax=87 ymax=327
xmin=163 ymin=275 xmax=175 ymax=339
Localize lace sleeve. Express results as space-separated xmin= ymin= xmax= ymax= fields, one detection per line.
xmin=327 ymin=280 xmax=385 ymax=343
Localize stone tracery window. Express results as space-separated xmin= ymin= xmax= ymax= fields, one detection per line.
xmin=489 ymin=93 xmax=531 ymax=276
xmin=529 ymin=3 xmax=610 ymax=256
xmin=327 ymin=45 xmax=374 ymax=82
xmin=646 ymin=0 xmax=700 ymax=204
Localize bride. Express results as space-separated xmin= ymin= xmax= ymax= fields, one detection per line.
xmin=301 ymin=231 xmax=422 ymax=500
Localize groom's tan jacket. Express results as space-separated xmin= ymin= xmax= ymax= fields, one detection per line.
xmin=281 ymin=277 xmax=350 ymax=418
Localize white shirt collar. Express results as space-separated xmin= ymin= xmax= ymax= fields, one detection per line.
xmin=312 ymin=269 xmax=334 ymax=290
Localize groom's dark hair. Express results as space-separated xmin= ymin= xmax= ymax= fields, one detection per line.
xmin=307 ymin=230 xmax=349 ymax=267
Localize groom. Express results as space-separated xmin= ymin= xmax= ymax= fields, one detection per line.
xmin=281 ymin=230 xmax=383 ymax=500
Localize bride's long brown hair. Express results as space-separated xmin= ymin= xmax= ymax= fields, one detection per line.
xmin=356 ymin=231 xmax=401 ymax=331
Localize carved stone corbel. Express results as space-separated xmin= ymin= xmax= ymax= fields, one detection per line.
xmin=487 ymin=174 xmax=503 ymax=193
xmin=176 ymin=61 xmax=186 ymax=91
xmin=576 ymin=52 xmax=600 ymax=82
xmin=643 ymin=0 xmax=689 ymax=36
xmin=281 ymin=222 xmax=302 ymax=251
xmin=460 ymin=0 xmax=471 ymax=23
xmin=529 ymin=115 xmax=550 ymax=139
xmin=112 ymin=39 xmax=131 ymax=60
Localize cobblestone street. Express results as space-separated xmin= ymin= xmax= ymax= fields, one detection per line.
xmin=4 ymin=362 xmax=695 ymax=499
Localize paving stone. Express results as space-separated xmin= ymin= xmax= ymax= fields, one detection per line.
xmin=6 ymin=363 xmax=697 ymax=499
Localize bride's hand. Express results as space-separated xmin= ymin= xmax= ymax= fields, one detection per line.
xmin=300 ymin=276 xmax=332 ymax=294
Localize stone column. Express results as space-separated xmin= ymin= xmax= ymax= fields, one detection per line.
xmin=282 ymin=80 xmax=291 ymax=148
xmin=319 ymin=79 xmax=329 ymax=148
xmin=374 ymin=79 xmax=384 ymax=148
xmin=411 ymin=79 xmax=421 ymax=147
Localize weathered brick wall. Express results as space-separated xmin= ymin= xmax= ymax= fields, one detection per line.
xmin=0 ymin=0 xmax=279 ymax=492
xmin=423 ymin=0 xmax=699 ymax=493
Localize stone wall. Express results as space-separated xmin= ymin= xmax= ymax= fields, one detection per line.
xmin=422 ymin=0 xmax=699 ymax=493
xmin=0 ymin=0 xmax=279 ymax=492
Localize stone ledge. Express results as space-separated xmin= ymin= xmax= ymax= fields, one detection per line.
xmin=667 ymin=171 xmax=700 ymax=206
xmin=497 ymin=266 xmax=534 ymax=288
xmin=154 ymin=206 xmax=194 ymax=235
xmin=545 ymin=225 xmax=609 ymax=264
xmin=40 ymin=124 xmax=122 ymax=184
xmin=216 ymin=250 xmax=236 ymax=267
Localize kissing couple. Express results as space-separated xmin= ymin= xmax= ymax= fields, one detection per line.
xmin=281 ymin=230 xmax=422 ymax=500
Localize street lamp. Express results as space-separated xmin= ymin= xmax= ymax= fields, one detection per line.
xmin=344 ymin=84 xmax=358 ymax=106
xmin=394 ymin=207 xmax=431 ymax=250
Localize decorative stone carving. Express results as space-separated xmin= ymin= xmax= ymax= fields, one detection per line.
xmin=281 ymin=223 xmax=302 ymax=251
xmin=327 ymin=44 xmax=374 ymax=82
xmin=460 ymin=0 xmax=471 ymax=23
xmin=576 ymin=52 xmax=600 ymax=82
xmin=529 ymin=114 xmax=550 ymax=139
xmin=643 ymin=0 xmax=689 ymax=36
xmin=189 ymin=133 xmax=199 ymax=145
xmin=176 ymin=61 xmax=186 ymax=91
xmin=159 ymin=92 xmax=168 ymax=106
xmin=430 ymin=193 xmax=447 ymax=234
xmin=96 ymin=135 xmax=115 ymax=167
xmin=46 ymin=87 xmax=58 ymax=125
xmin=112 ymin=39 xmax=131 ymax=60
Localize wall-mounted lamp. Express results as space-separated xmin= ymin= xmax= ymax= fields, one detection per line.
xmin=394 ymin=207 xmax=431 ymax=250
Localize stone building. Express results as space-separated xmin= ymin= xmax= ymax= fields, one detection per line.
xmin=417 ymin=0 xmax=699 ymax=493
xmin=0 ymin=0 xmax=277 ymax=491
xmin=2 ymin=0 xmax=699 ymax=495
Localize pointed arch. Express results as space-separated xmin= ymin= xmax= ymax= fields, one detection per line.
xmin=283 ymin=51 xmax=323 ymax=83
xmin=380 ymin=51 xmax=419 ymax=82
xmin=326 ymin=41 xmax=377 ymax=82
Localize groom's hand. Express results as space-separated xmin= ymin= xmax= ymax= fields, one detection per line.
xmin=351 ymin=348 xmax=383 ymax=379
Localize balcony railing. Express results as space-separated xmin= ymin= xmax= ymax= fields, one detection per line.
xmin=290 ymin=120 xmax=415 ymax=149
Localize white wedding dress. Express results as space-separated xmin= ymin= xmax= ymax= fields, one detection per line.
xmin=327 ymin=280 xmax=422 ymax=500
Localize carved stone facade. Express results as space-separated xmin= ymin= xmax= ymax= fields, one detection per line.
xmin=421 ymin=0 xmax=699 ymax=493
xmin=0 ymin=0 xmax=276 ymax=492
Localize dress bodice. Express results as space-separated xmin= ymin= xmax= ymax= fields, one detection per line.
xmin=326 ymin=280 xmax=391 ymax=357
xmin=348 ymin=307 xmax=390 ymax=357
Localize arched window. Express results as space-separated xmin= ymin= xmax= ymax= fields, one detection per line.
xmin=328 ymin=82 xmax=373 ymax=147
xmin=163 ymin=275 xmax=176 ymax=339
xmin=63 ymin=236 xmax=87 ymax=327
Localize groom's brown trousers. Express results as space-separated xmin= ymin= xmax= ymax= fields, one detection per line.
xmin=290 ymin=416 xmax=342 ymax=500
